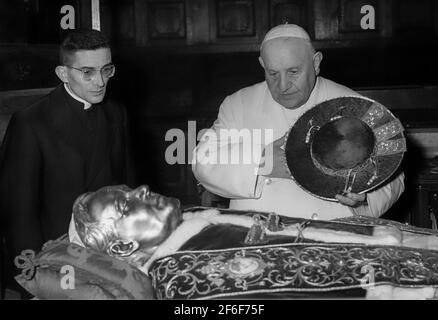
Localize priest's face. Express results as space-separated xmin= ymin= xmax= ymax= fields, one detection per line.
xmin=64 ymin=48 xmax=113 ymax=104
xmin=85 ymin=185 xmax=181 ymax=247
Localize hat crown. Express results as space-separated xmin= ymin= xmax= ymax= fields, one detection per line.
xmin=312 ymin=117 xmax=375 ymax=171
xmin=261 ymin=24 xmax=311 ymax=49
xmin=284 ymin=96 xmax=406 ymax=200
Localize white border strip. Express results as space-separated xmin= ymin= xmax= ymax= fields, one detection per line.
xmin=91 ymin=0 xmax=100 ymax=31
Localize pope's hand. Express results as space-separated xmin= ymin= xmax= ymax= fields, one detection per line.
xmin=336 ymin=192 xmax=367 ymax=207
xmin=258 ymin=133 xmax=291 ymax=180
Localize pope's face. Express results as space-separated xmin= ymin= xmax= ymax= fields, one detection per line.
xmin=85 ymin=185 xmax=181 ymax=247
xmin=260 ymin=37 xmax=320 ymax=110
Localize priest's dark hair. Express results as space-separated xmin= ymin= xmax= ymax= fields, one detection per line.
xmin=59 ymin=29 xmax=110 ymax=65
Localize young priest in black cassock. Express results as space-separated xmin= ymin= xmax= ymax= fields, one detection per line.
xmin=0 ymin=30 xmax=136 ymax=275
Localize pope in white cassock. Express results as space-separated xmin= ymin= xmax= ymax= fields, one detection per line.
xmin=192 ymin=24 xmax=405 ymax=220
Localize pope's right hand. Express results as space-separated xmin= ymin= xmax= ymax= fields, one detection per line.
xmin=258 ymin=133 xmax=291 ymax=180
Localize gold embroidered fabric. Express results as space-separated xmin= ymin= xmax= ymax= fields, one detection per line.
xmin=149 ymin=243 xmax=438 ymax=300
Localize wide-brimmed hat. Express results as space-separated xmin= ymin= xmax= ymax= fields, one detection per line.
xmin=284 ymin=96 xmax=406 ymax=201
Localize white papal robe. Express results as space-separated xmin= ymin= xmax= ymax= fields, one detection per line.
xmin=193 ymin=77 xmax=405 ymax=220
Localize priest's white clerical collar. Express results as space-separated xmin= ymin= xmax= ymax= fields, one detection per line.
xmin=64 ymin=83 xmax=92 ymax=110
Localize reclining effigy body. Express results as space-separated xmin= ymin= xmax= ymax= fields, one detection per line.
xmin=15 ymin=185 xmax=438 ymax=300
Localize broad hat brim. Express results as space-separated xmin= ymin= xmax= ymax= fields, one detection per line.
xmin=284 ymin=96 xmax=406 ymax=201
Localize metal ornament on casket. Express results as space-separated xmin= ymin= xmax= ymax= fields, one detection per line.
xmin=283 ymin=96 xmax=406 ymax=201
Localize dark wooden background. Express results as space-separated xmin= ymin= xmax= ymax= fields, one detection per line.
xmin=1 ymin=0 xmax=438 ymax=223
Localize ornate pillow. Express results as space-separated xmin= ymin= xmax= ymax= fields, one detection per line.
xmin=14 ymin=235 xmax=154 ymax=300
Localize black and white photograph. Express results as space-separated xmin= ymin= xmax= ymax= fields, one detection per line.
xmin=0 ymin=0 xmax=438 ymax=305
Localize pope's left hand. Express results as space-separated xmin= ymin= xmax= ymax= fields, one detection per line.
xmin=335 ymin=192 xmax=367 ymax=207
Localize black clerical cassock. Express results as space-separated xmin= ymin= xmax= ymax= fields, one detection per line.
xmin=0 ymin=84 xmax=136 ymax=266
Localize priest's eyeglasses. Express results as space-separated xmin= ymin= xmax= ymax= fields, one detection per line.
xmin=66 ymin=64 xmax=115 ymax=81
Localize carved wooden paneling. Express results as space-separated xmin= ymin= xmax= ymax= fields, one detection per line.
xmin=209 ymin=0 xmax=267 ymax=46
xmin=0 ymin=0 xmax=80 ymax=44
xmin=216 ymin=0 xmax=255 ymax=37
xmin=393 ymin=0 xmax=436 ymax=37
xmin=115 ymin=1 xmax=136 ymax=44
xmin=337 ymin=0 xmax=391 ymax=40
xmin=339 ymin=0 xmax=378 ymax=33
xmin=269 ymin=0 xmax=309 ymax=29
xmin=314 ymin=0 xmax=339 ymax=40
xmin=147 ymin=1 xmax=186 ymax=39
xmin=186 ymin=0 xmax=210 ymax=44
xmin=380 ymin=0 xmax=392 ymax=38
xmin=100 ymin=0 xmax=114 ymax=40
xmin=0 ymin=46 xmax=59 ymax=91
xmin=134 ymin=0 xmax=148 ymax=46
